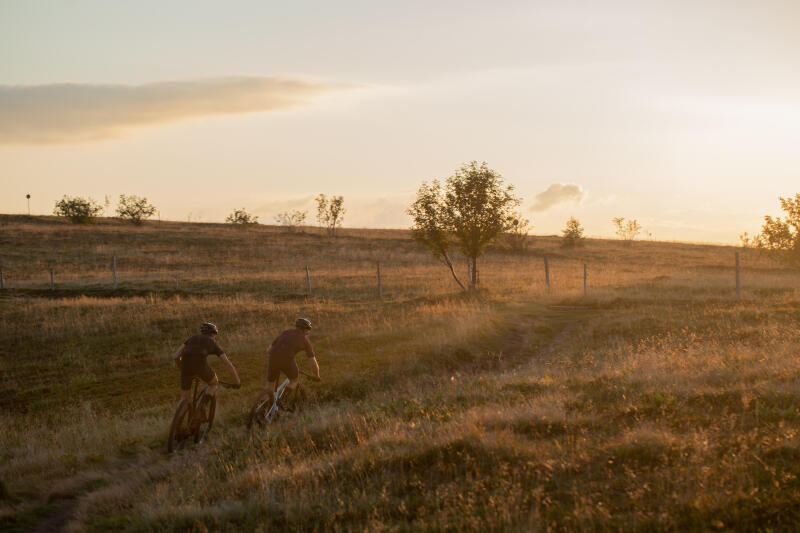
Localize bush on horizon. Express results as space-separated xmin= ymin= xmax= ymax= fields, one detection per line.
xmin=116 ymin=194 xmax=157 ymax=225
xmin=53 ymin=195 xmax=103 ymax=224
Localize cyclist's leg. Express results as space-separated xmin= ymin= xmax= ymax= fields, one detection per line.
xmin=190 ymin=365 xmax=218 ymax=425
xmin=200 ymin=363 xmax=219 ymax=397
xmin=282 ymin=358 xmax=302 ymax=409
xmin=179 ymin=364 xmax=195 ymax=402
xmin=285 ymin=356 xmax=300 ymax=391
xmin=253 ymin=357 xmax=280 ymax=405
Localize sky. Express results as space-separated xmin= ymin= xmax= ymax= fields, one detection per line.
xmin=2 ymin=0 xmax=799 ymax=242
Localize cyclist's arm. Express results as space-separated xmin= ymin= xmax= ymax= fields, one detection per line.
xmin=304 ymin=337 xmax=320 ymax=380
xmin=219 ymin=353 xmax=241 ymax=386
xmin=307 ymin=355 xmax=320 ymax=380
xmin=171 ymin=345 xmax=185 ymax=367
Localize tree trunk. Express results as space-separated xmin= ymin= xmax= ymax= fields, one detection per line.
xmin=442 ymin=253 xmax=467 ymax=291
xmin=471 ymin=256 xmax=478 ymax=289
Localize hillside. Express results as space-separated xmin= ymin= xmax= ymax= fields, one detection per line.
xmin=2 ymin=215 xmax=800 ymax=531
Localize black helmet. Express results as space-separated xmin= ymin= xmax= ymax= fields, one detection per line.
xmin=200 ymin=322 xmax=218 ymax=335
xmin=295 ymin=318 xmax=312 ymax=330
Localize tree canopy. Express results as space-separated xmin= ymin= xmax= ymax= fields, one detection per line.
xmin=755 ymin=194 xmax=800 ymax=264
xmin=408 ymin=161 xmax=520 ymax=289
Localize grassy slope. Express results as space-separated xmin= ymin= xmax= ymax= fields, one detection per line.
xmin=1 ymin=215 xmax=800 ymax=531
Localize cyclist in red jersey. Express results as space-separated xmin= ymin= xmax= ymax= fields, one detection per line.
xmin=257 ymin=318 xmax=320 ymax=408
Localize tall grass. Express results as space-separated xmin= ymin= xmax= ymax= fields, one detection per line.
xmin=2 ymin=216 xmax=799 ymax=531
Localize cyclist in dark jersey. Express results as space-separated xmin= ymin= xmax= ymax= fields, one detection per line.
xmin=171 ymin=322 xmax=241 ymax=404
xmin=255 ymin=318 xmax=320 ymax=408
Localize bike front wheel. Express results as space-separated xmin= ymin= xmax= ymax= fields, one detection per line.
xmin=168 ymin=400 xmax=191 ymax=453
xmin=194 ymin=395 xmax=217 ymax=444
xmin=247 ymin=393 xmax=272 ymax=430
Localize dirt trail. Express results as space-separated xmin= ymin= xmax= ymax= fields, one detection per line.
xmin=32 ymin=499 xmax=78 ymax=533
xmin=537 ymin=320 xmax=581 ymax=359
xmin=24 ymin=453 xmax=172 ymax=533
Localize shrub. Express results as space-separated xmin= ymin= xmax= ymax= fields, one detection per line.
xmin=561 ymin=216 xmax=585 ymax=248
xmin=316 ymin=195 xmax=345 ymax=238
xmin=504 ymin=213 xmax=532 ymax=252
xmin=116 ymin=195 xmax=156 ymax=225
xmin=612 ymin=217 xmax=642 ymax=245
xmin=53 ymin=195 xmax=103 ymax=224
xmin=275 ymin=210 xmax=307 ymax=232
xmin=225 ymin=208 xmax=259 ymax=226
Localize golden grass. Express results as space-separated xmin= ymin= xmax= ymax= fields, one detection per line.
xmin=2 ymin=215 xmax=800 ymax=531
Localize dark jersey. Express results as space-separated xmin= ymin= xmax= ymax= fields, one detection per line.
xmin=182 ymin=334 xmax=224 ymax=362
xmin=268 ymin=329 xmax=314 ymax=359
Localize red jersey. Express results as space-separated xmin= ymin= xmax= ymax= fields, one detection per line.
xmin=268 ymin=329 xmax=315 ymax=359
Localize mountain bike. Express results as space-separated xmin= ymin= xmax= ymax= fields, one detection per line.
xmin=168 ymin=378 xmax=239 ymax=453
xmin=247 ymin=370 xmax=320 ymax=429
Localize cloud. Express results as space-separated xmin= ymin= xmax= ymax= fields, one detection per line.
xmin=529 ymin=183 xmax=584 ymax=212
xmin=0 ymin=76 xmax=345 ymax=144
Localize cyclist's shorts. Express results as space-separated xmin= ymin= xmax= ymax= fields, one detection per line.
xmin=266 ymin=353 xmax=299 ymax=383
xmin=180 ymin=357 xmax=217 ymax=391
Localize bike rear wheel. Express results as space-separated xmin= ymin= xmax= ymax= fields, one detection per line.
xmin=168 ymin=399 xmax=191 ymax=453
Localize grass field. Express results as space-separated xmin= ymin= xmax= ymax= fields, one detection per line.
xmin=2 ymin=214 xmax=800 ymax=531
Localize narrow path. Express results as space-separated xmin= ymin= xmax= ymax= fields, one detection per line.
xmin=537 ymin=320 xmax=581 ymax=359
xmin=32 ymin=499 xmax=77 ymax=533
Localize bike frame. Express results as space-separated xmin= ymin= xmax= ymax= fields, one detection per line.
xmin=263 ymin=378 xmax=290 ymax=424
xmin=193 ymin=379 xmax=211 ymax=405
xmin=249 ymin=371 xmax=318 ymax=429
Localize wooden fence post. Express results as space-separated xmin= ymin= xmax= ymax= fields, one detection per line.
xmin=306 ymin=265 xmax=311 ymax=297
xmin=735 ymin=252 xmax=741 ymax=300
xmin=112 ymin=255 xmax=117 ymax=290
xmin=544 ymin=256 xmax=550 ymax=294
xmin=377 ymin=261 xmax=382 ymax=300
xmin=583 ymin=263 xmax=587 ymax=297
xmin=0 ymin=268 xmax=4 ymax=290
xmin=50 ymin=268 xmax=55 ymax=291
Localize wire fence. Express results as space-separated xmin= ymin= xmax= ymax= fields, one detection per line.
xmin=0 ymin=251 xmax=763 ymax=301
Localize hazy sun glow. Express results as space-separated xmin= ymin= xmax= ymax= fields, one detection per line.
xmin=2 ymin=0 xmax=799 ymax=242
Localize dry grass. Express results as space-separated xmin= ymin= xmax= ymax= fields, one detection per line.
xmin=1 ymin=215 xmax=800 ymax=531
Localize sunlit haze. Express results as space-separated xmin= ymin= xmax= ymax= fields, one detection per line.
xmin=2 ymin=0 xmax=799 ymax=242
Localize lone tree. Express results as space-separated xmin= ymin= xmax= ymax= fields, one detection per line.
xmin=316 ymin=194 xmax=345 ymax=237
xmin=408 ymin=161 xmax=520 ymax=290
xmin=754 ymin=194 xmax=800 ymax=264
xmin=53 ymin=195 xmax=103 ymax=224
xmin=225 ymin=208 xmax=259 ymax=226
xmin=275 ymin=210 xmax=307 ymax=233
xmin=561 ymin=216 xmax=585 ymax=248
xmin=612 ymin=217 xmax=642 ymax=244
xmin=116 ymin=194 xmax=156 ymax=225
